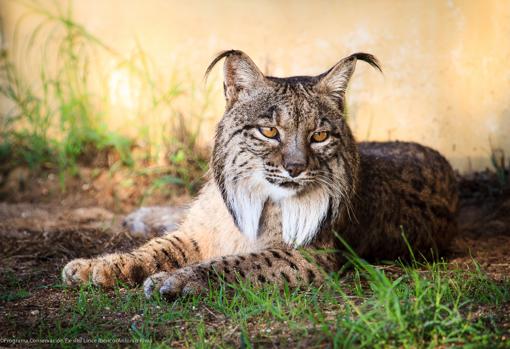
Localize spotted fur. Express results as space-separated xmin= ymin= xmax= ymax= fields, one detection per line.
xmin=62 ymin=50 xmax=458 ymax=299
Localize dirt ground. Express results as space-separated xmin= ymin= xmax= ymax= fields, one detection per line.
xmin=1 ymin=167 xmax=510 ymax=343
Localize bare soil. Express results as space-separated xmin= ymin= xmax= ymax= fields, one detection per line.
xmin=0 ymin=167 xmax=509 ymax=345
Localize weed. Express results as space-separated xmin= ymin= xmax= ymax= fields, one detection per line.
xmin=1 ymin=1 xmax=134 ymax=180
xmin=490 ymin=148 xmax=508 ymax=187
xmin=0 ymin=0 xmax=210 ymax=193
xmin=0 ymin=269 xmax=31 ymax=302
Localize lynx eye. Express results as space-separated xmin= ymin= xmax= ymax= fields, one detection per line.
xmin=259 ymin=127 xmax=279 ymax=139
xmin=311 ymin=131 xmax=329 ymax=143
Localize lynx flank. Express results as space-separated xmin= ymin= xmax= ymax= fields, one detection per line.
xmin=62 ymin=50 xmax=458 ymax=299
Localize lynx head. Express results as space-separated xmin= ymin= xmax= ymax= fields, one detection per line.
xmin=208 ymin=50 xmax=381 ymax=246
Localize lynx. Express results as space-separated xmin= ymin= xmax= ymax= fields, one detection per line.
xmin=62 ymin=50 xmax=458 ymax=299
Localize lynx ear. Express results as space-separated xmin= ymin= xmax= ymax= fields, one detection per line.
xmin=317 ymin=52 xmax=381 ymax=106
xmin=205 ymin=50 xmax=265 ymax=108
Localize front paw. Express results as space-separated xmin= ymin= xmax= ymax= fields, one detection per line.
xmin=63 ymin=255 xmax=148 ymax=289
xmin=62 ymin=258 xmax=117 ymax=288
xmin=143 ymin=268 xmax=207 ymax=300
xmin=62 ymin=258 xmax=94 ymax=286
xmin=143 ymin=271 xmax=172 ymax=298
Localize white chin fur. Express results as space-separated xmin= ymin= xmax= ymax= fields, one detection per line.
xmin=280 ymin=189 xmax=329 ymax=247
xmin=226 ymin=172 xmax=268 ymax=241
xmin=227 ymin=174 xmax=329 ymax=247
xmin=266 ymin=182 xmax=297 ymax=201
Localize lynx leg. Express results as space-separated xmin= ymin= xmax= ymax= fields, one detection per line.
xmin=144 ymin=248 xmax=341 ymax=300
xmin=62 ymin=233 xmax=202 ymax=288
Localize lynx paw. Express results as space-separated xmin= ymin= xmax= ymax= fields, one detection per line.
xmin=122 ymin=206 xmax=185 ymax=237
xmin=143 ymin=271 xmax=172 ymax=298
xmin=62 ymin=255 xmax=148 ymax=288
xmin=144 ymin=268 xmax=206 ymax=300
xmin=62 ymin=258 xmax=94 ymax=286
xmin=62 ymin=258 xmax=117 ymax=288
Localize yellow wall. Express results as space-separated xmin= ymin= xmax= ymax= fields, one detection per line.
xmin=2 ymin=0 xmax=510 ymax=172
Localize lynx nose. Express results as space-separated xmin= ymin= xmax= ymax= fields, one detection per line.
xmin=282 ymin=137 xmax=308 ymax=178
xmin=284 ymin=161 xmax=306 ymax=178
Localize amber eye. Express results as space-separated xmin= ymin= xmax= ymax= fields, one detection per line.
xmin=311 ymin=131 xmax=329 ymax=143
xmin=259 ymin=127 xmax=279 ymax=139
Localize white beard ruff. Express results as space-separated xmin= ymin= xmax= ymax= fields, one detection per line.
xmin=226 ymin=173 xmax=268 ymax=241
xmin=279 ymin=189 xmax=330 ymax=246
xmin=226 ymin=173 xmax=330 ymax=247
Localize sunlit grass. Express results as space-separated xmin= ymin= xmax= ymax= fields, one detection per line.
xmin=0 ymin=0 xmax=212 ymax=192
xmin=24 ymin=258 xmax=508 ymax=348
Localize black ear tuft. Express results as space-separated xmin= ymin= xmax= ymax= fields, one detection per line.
xmin=348 ymin=52 xmax=382 ymax=73
xmin=317 ymin=52 xmax=382 ymax=104
xmin=204 ymin=50 xmax=245 ymax=81
xmin=204 ymin=50 xmax=265 ymax=109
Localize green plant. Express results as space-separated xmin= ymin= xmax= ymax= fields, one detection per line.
xmin=490 ymin=148 xmax=508 ymax=187
xmin=0 ymin=0 xmax=134 ymax=180
xmin=0 ymin=0 xmax=210 ymax=192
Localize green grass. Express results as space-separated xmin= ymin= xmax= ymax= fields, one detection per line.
xmin=0 ymin=270 xmax=31 ymax=302
xmin=1 ymin=0 xmax=132 ymax=175
xmin=0 ymin=0 xmax=211 ymax=192
xmin=491 ymin=148 xmax=509 ymax=188
xmin=27 ymin=258 xmax=510 ymax=348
